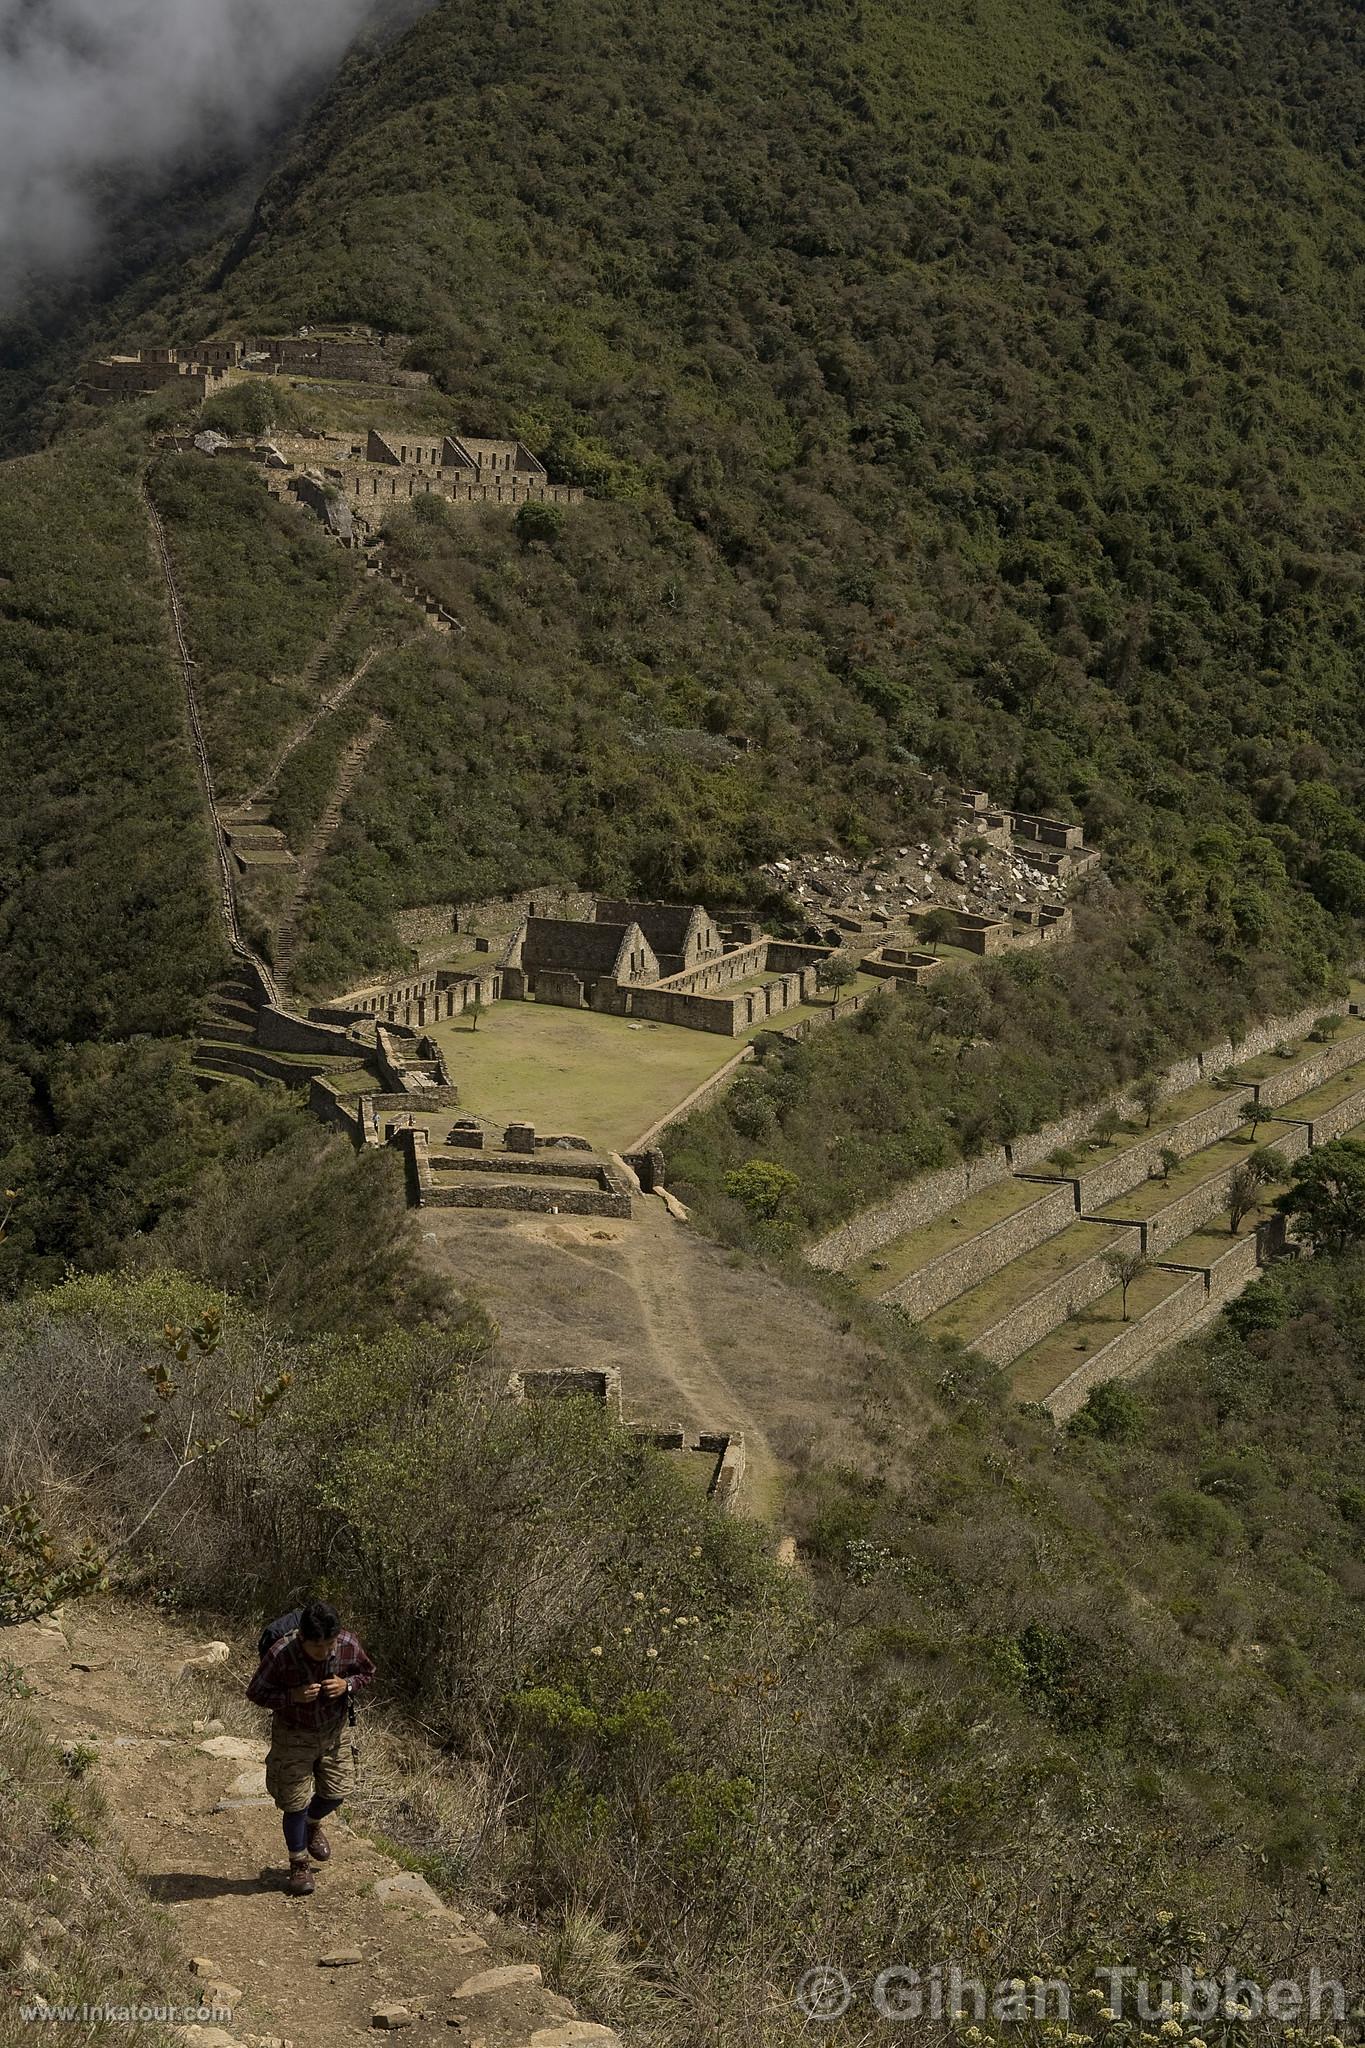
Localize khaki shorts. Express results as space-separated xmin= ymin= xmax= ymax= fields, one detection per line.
xmin=264 ymin=1717 xmax=352 ymax=1814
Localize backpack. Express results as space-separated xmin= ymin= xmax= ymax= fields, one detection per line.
xmin=258 ymin=1608 xmax=302 ymax=1661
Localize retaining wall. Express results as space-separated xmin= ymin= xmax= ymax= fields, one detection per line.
xmin=429 ymin=1153 xmax=605 ymax=1182
xmin=1068 ymin=1091 xmax=1252 ymax=1212
xmin=1252 ymin=1032 xmax=1364 ymax=1109
xmin=810 ymin=988 xmax=1357 ymax=1271
xmin=971 ymin=1229 xmax=1137 ymax=1368
xmin=1305 ymin=1080 xmax=1365 ymax=1146
xmin=258 ymin=1005 xmax=361 ymax=1057
xmin=424 ymin=1179 xmax=632 ymax=1217
xmin=807 ymin=1148 xmax=1012 ymax=1271
xmin=309 ymin=1076 xmax=364 ymax=1140
xmin=1096 ymin=1122 xmax=1311 ymax=1256
xmin=882 ymin=1180 xmax=1076 ymax=1319
xmin=1043 ymin=1273 xmax=1207 ymax=1420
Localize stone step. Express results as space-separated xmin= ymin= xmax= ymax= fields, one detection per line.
xmin=203 ymin=996 xmax=258 ymax=1027
xmin=197 ymin=1019 xmax=256 ymax=1046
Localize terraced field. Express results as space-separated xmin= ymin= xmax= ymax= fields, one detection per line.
xmin=836 ymin=993 xmax=1365 ymax=1414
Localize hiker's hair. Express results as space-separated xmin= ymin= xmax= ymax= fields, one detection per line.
xmin=299 ymin=1599 xmax=341 ymax=1643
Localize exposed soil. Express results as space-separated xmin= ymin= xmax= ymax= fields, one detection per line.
xmin=419 ymin=1198 xmax=877 ymax=1517
xmin=8 ymin=1603 xmax=613 ymax=2048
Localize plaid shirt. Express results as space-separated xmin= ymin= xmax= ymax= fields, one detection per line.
xmin=246 ymin=1628 xmax=375 ymax=1733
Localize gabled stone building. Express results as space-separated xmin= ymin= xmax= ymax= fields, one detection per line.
xmin=500 ymin=916 xmax=661 ymax=1008
xmin=592 ymin=900 xmax=724 ymax=979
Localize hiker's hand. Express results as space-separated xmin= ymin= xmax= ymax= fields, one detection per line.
xmin=320 ymin=1676 xmax=349 ymax=1700
xmin=290 ymin=1682 xmax=322 ymax=1703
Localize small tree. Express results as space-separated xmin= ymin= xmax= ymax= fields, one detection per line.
xmin=1246 ymin=1144 xmax=1287 ymax=1189
xmin=1310 ymin=1012 xmax=1345 ymax=1043
xmin=815 ymin=954 xmax=858 ymax=1000
xmin=466 ymin=997 xmax=484 ymax=1032
xmin=1157 ymin=1146 xmax=1180 ymax=1185
xmin=723 ymin=1159 xmax=800 ymax=1220
xmin=919 ymin=907 xmax=959 ymax=956
xmin=1088 ymin=1105 xmax=1122 ymax=1150
xmin=1 ymin=1307 xmax=292 ymax=1630
xmin=1240 ymin=1099 xmax=1264 ymax=1142
xmin=515 ymin=501 xmax=566 ymax=548
xmin=1132 ymin=1075 xmax=1162 ymax=1129
xmin=1275 ymin=1139 xmax=1365 ymax=1256
xmin=1227 ymin=1163 xmax=1261 ymax=1235
xmin=1103 ymin=1244 xmax=1151 ymax=1322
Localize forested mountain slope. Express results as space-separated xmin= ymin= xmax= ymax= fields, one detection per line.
xmin=7 ymin=0 xmax=1365 ymax=1283
xmin=117 ymin=0 xmax=1365 ymax=973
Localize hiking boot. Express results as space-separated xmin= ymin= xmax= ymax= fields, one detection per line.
xmin=307 ymin=1824 xmax=331 ymax=1862
xmin=286 ymin=1859 xmax=315 ymax=1897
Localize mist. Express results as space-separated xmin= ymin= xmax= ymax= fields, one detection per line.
xmin=0 ymin=0 xmax=384 ymax=312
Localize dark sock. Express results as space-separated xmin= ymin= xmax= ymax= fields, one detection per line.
xmin=306 ymin=1794 xmax=344 ymax=1825
xmin=282 ymin=1810 xmax=310 ymax=1858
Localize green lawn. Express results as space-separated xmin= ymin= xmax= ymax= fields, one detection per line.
xmin=427 ymin=995 xmax=847 ymax=1150
xmin=1091 ymin=1119 xmax=1297 ymax=1221
xmin=848 ymin=1175 xmax=1052 ymax=1295
xmin=1159 ymin=1222 xmax=1256 ymax=1270
xmin=924 ymin=1218 xmax=1123 ymax=1343
xmin=1009 ymin=1265 xmax=1195 ymax=1404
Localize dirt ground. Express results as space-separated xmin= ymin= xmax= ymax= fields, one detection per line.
xmin=8 ymin=1603 xmax=605 ymax=2048
xmin=419 ymin=1197 xmax=876 ymax=1520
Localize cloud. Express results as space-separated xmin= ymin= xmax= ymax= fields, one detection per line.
xmin=0 ymin=0 xmax=381 ymax=310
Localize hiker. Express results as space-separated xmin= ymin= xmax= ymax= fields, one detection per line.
xmin=246 ymin=1598 xmax=375 ymax=1898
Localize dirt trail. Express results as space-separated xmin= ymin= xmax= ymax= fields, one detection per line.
xmin=274 ymin=715 xmax=390 ymax=974
xmin=8 ymin=1602 xmax=618 ymax=2048
xmin=244 ymin=648 xmax=379 ymax=811
xmin=422 ymin=1200 xmax=880 ymax=1518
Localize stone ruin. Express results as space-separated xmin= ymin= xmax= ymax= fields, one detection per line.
xmin=81 ymin=328 xmax=430 ymax=405
xmin=504 ymin=1366 xmax=747 ymax=1512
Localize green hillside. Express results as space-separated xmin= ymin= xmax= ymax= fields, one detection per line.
xmin=111 ymin=0 xmax=1365 ymax=972
xmin=10 ymin=7 xmax=1365 ymax=2032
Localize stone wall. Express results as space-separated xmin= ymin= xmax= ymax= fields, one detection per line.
xmin=257 ymin=1005 xmax=361 ymax=1058
xmin=1069 ymin=1091 xmax=1252 ymax=1212
xmin=309 ymin=1076 xmax=364 ymax=1140
xmin=883 ymin=1180 xmax=1076 ymax=1318
xmin=1043 ymin=1274 xmax=1206 ymax=1420
xmin=1202 ymin=1230 xmax=1263 ymax=1310
xmin=1104 ymin=1122 xmax=1311 ymax=1256
xmin=807 ymin=1149 xmax=1013 ymax=1270
xmin=425 ymin=1178 xmax=632 ymax=1218
xmin=1198 ymin=999 xmax=1337 ymax=1079
xmin=972 ymin=1228 xmax=1138 ymax=1368
xmin=807 ymin=987 xmax=1353 ymax=1272
xmin=429 ymin=1153 xmax=605 ymax=1182
xmin=1251 ymin=1031 xmax=1364 ymax=1109
xmin=779 ymin=989 xmax=873 ymax=1040
xmin=507 ymin=1366 xmax=623 ymax=1413
xmin=1305 ymin=1080 xmax=1365 ymax=1145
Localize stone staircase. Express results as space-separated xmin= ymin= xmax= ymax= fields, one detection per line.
xmin=836 ymin=992 xmax=1365 ymax=1418
xmin=273 ymin=713 xmax=391 ymax=974
xmin=263 ymin=467 xmax=462 ymax=634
